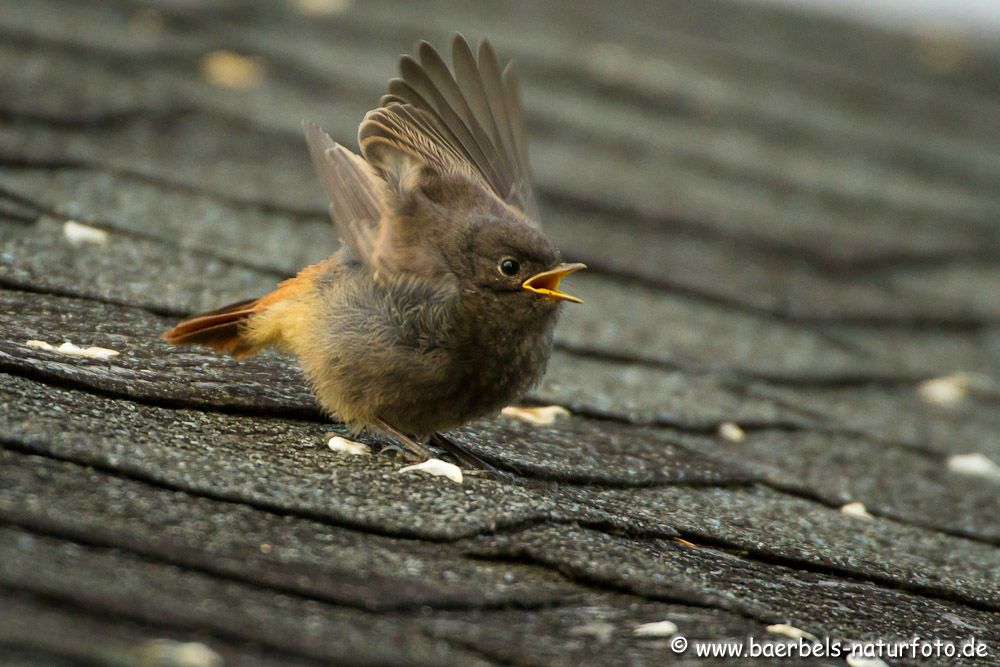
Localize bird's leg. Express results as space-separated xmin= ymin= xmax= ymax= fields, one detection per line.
xmin=429 ymin=432 xmax=507 ymax=479
xmin=373 ymin=419 xmax=435 ymax=462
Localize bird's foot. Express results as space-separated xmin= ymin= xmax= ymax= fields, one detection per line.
xmin=324 ymin=429 xmax=425 ymax=462
xmin=377 ymin=442 xmax=410 ymax=458
xmin=372 ymin=419 xmax=434 ymax=462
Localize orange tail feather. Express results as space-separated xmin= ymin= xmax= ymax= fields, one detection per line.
xmin=161 ymin=262 xmax=325 ymax=359
xmin=161 ymin=297 xmax=263 ymax=358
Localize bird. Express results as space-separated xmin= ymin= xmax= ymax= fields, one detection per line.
xmin=162 ymin=34 xmax=584 ymax=472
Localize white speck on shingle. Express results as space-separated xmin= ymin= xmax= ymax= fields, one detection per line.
xmin=62 ymin=220 xmax=109 ymax=245
xmin=327 ymin=436 xmax=369 ymax=456
xmin=290 ymin=0 xmax=352 ymax=15
xmin=399 ymin=458 xmax=463 ymax=484
xmin=633 ymin=620 xmax=678 ymax=637
xmin=136 ymin=639 xmax=223 ymax=667
xmin=847 ymin=656 xmax=888 ymax=667
xmin=766 ymin=624 xmax=816 ymax=641
xmin=56 ymin=342 xmax=120 ymax=359
xmin=917 ymin=373 xmax=968 ymax=405
xmin=919 ymin=372 xmax=996 ymax=406
xmin=718 ymin=421 xmax=746 ymax=442
xmin=26 ymin=339 xmax=119 ymax=360
xmin=501 ymin=405 xmax=570 ymax=426
xmin=200 ymin=50 xmax=265 ymax=89
xmin=947 ymin=453 xmax=1000 ymax=481
xmin=840 ymin=501 xmax=874 ymax=520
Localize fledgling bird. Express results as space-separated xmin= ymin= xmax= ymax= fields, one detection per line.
xmin=162 ymin=34 xmax=584 ymax=469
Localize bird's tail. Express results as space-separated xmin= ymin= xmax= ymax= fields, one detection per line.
xmin=162 ymin=262 xmax=325 ymax=359
xmin=161 ymin=297 xmax=264 ymax=359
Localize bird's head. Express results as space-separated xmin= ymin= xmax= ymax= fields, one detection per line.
xmin=457 ymin=215 xmax=585 ymax=310
xmin=373 ymin=155 xmax=585 ymax=313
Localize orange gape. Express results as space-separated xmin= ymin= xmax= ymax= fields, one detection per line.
xmin=162 ymin=262 xmax=324 ymax=359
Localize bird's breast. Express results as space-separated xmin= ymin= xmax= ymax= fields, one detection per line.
xmin=449 ymin=305 xmax=558 ymax=414
xmin=306 ymin=273 xmax=559 ymax=433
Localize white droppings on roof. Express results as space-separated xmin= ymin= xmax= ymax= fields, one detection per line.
xmin=398 ymin=458 xmax=463 ymax=484
xmin=62 ymin=220 xmax=109 ymax=245
xmin=840 ymin=501 xmax=874 ymax=520
xmin=916 ymin=372 xmax=994 ymax=406
xmin=946 ymin=453 xmax=1000 ymax=481
xmin=200 ymin=50 xmax=265 ymax=89
xmin=766 ymin=624 xmax=816 ymax=641
xmin=633 ymin=620 xmax=678 ymax=637
xmin=290 ymin=0 xmax=352 ymax=16
xmin=718 ymin=421 xmax=746 ymax=442
xmin=501 ymin=405 xmax=570 ymax=426
xmin=917 ymin=375 xmax=965 ymax=405
xmin=136 ymin=639 xmax=223 ymax=667
xmin=26 ymin=339 xmax=120 ymax=360
xmin=327 ymin=436 xmax=369 ymax=456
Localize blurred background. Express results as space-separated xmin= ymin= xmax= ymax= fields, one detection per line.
xmin=756 ymin=0 xmax=1000 ymax=37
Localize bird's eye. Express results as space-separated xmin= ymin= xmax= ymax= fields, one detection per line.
xmin=499 ymin=258 xmax=520 ymax=276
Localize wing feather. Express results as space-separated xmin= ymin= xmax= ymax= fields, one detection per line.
xmin=501 ymin=61 xmax=537 ymax=218
xmin=303 ymin=121 xmax=383 ymax=265
xmin=373 ymin=34 xmax=540 ymax=226
xmin=360 ymin=106 xmax=478 ymax=183
xmin=415 ymin=41 xmax=511 ymax=189
xmin=303 ymin=35 xmax=540 ymax=279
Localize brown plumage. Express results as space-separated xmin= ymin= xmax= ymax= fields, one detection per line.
xmin=162 ymin=34 xmax=584 ymax=468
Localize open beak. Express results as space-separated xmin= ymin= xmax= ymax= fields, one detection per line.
xmin=522 ymin=262 xmax=586 ymax=304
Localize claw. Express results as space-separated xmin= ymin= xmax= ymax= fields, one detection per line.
xmin=373 ymin=419 xmax=434 ymax=461
xmin=378 ymin=443 xmax=407 ymax=457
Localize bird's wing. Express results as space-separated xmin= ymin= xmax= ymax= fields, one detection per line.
xmin=362 ymin=34 xmax=540 ymax=226
xmin=304 ymin=119 xmax=459 ymax=286
xmin=303 ymin=121 xmax=384 ymax=266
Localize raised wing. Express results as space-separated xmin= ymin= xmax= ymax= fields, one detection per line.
xmin=303 ymin=121 xmax=384 ymax=266
xmin=303 ymin=36 xmax=538 ymax=278
xmin=304 ymin=119 xmax=455 ymax=282
xmin=362 ymin=34 xmax=540 ymax=225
